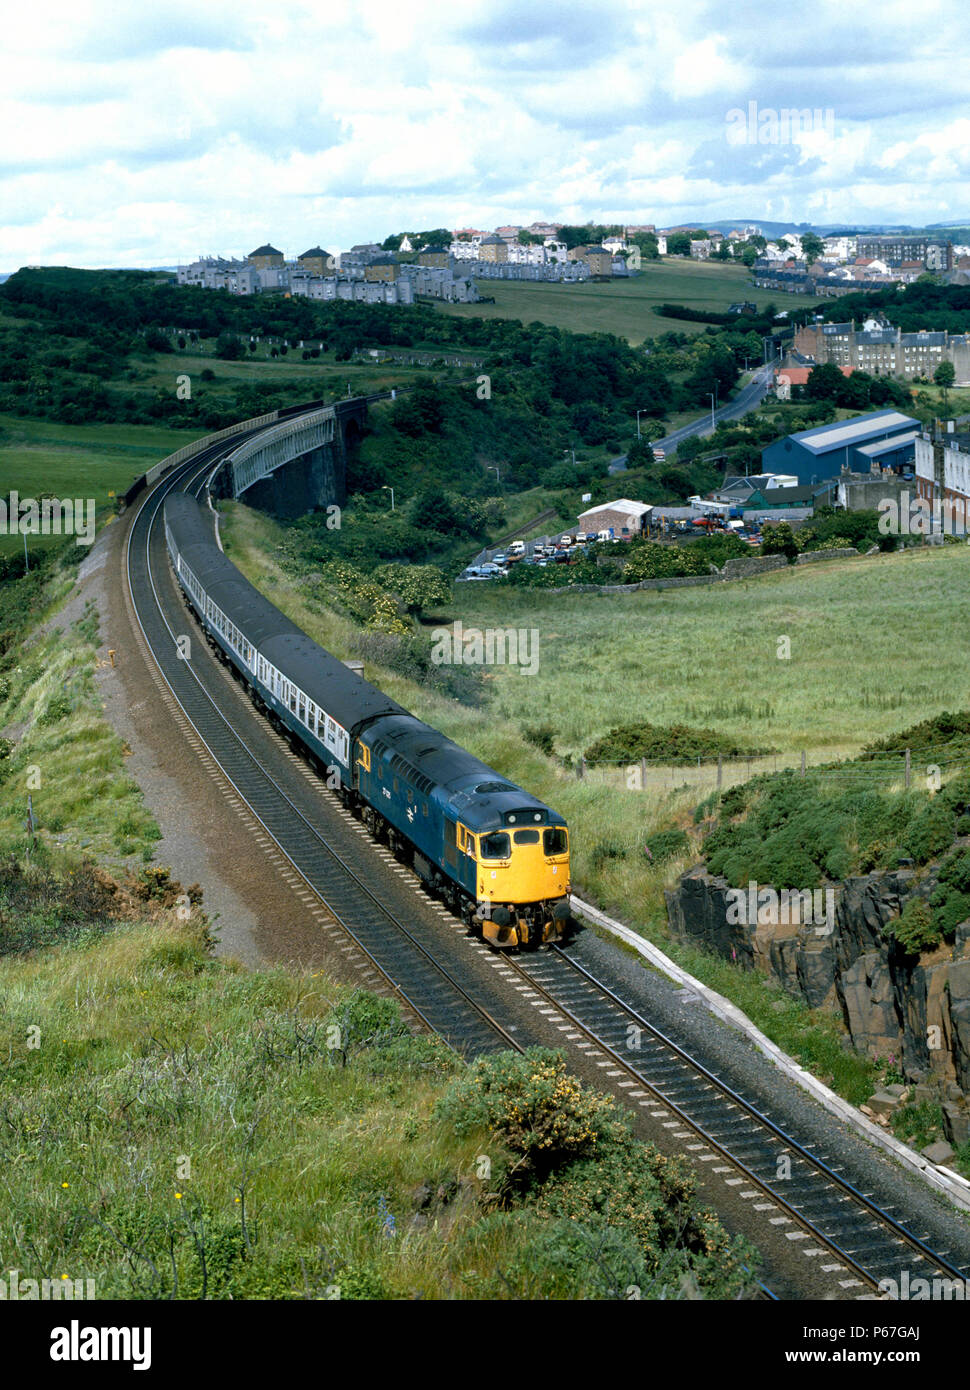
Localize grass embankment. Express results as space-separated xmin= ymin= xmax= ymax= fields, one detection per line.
xmin=223 ymin=503 xmax=970 ymax=1107
xmin=0 ymin=547 xmax=159 ymax=862
xmin=435 ymin=259 xmax=826 ymax=344
xmin=0 ymin=889 xmax=756 ymax=1299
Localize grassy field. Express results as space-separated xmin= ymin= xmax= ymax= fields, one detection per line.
xmin=447 ymin=545 xmax=970 ymax=765
xmin=0 ymin=416 xmax=200 ymax=556
xmin=434 ymin=259 xmax=826 ymax=345
xmin=133 ymin=349 xmax=443 ymax=400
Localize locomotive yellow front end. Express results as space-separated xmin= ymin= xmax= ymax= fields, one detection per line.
xmin=475 ymin=822 xmax=571 ymax=949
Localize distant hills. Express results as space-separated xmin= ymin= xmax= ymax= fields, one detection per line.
xmin=705 ymin=219 xmax=967 ymax=239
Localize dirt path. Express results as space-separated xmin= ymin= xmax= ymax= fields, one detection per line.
xmin=65 ymin=505 xmax=366 ymax=982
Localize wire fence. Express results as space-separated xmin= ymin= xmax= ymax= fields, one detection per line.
xmin=571 ymin=746 xmax=968 ymax=796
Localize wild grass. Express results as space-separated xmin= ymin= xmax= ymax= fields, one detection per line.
xmin=435 ymin=259 xmax=827 ymax=344
xmin=0 ymin=570 xmax=161 ymax=865
xmin=0 ymin=904 xmax=754 ymax=1298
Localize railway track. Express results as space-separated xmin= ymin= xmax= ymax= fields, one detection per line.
xmin=125 ymin=435 xmax=521 ymax=1059
xmin=120 ymin=415 xmax=970 ymax=1299
xmin=494 ymin=941 xmax=970 ymax=1296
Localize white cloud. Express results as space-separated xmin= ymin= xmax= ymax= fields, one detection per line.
xmin=1 ymin=2 xmax=970 ymax=268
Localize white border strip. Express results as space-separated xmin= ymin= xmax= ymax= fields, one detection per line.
xmin=571 ymin=894 xmax=970 ymax=1214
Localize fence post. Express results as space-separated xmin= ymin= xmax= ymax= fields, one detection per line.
xmin=717 ymin=754 xmax=723 ymax=789
xmin=801 ymin=750 xmax=806 ymax=777
xmin=905 ymin=747 xmax=911 ymax=789
xmin=577 ymin=757 xmax=585 ymax=781
xmin=640 ymin=756 xmax=648 ymax=788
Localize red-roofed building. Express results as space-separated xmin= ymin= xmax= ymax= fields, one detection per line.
xmin=774 ymin=364 xmax=855 ymax=398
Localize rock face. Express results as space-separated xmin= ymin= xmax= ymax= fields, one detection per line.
xmin=666 ymin=866 xmax=970 ymax=1103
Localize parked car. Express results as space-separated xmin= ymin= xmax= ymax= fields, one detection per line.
xmin=508 ymin=541 xmax=526 ymax=556
xmin=492 ymin=552 xmax=508 ymax=565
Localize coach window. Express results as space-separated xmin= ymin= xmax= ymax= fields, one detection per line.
xmin=299 ymin=694 xmax=306 ymax=723
xmin=290 ymin=689 xmax=297 ymax=713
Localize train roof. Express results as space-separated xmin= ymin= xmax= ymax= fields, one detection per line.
xmin=260 ymin=632 xmax=406 ymax=733
xmin=166 ymin=494 xmax=405 ymax=734
xmin=368 ymin=714 xmax=566 ymax=830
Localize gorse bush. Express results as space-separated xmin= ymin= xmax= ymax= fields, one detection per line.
xmin=585 ymin=720 xmax=770 ymax=765
xmin=622 ymin=541 xmax=713 ymax=582
xmin=884 ymin=897 xmax=941 ymax=956
xmin=702 ymin=771 xmax=961 ymax=887
xmin=434 ymin=1050 xmax=755 ymax=1297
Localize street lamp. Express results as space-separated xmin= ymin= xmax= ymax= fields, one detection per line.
xmin=382 ymin=485 xmax=395 ymax=511
xmin=490 ymin=465 xmax=501 ymax=485
xmin=707 ymin=392 xmax=716 ymax=430
xmin=636 ymin=408 xmax=649 ymax=440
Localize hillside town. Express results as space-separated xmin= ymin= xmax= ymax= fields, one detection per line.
xmin=177 ymin=222 xmax=970 ymax=308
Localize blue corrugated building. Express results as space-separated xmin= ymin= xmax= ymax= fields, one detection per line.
xmin=761 ymin=410 xmax=920 ymax=483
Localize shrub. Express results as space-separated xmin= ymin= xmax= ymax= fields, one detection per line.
xmin=905 ymin=800 xmax=954 ymax=864
xmin=523 ymin=724 xmax=556 ymax=756
xmin=585 ymin=720 xmax=769 ymax=765
xmin=885 ymin=897 xmax=941 ymax=955
xmin=644 ymin=828 xmax=689 ymax=863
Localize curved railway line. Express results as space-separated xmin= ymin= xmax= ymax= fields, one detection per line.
xmin=121 ymin=414 xmax=970 ymax=1300
xmin=126 ymin=428 xmax=521 ymax=1058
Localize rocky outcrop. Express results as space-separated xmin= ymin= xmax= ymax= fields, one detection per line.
xmin=666 ymin=866 xmax=970 ymax=1106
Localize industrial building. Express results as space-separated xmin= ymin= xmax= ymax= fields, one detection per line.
xmin=760 ymin=410 xmax=920 ymax=484
xmin=577 ymin=498 xmax=652 ymax=538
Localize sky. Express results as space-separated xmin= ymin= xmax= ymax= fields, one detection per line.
xmin=2 ymin=0 xmax=969 ymax=270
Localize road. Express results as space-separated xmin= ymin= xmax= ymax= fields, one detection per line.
xmin=609 ymin=363 xmax=775 ymax=473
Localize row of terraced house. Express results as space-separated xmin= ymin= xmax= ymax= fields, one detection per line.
xmin=175 ymin=243 xmax=480 ymax=304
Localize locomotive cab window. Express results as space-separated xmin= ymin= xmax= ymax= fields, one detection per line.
xmin=513 ymin=829 xmax=540 ymax=845
xmin=543 ymin=828 xmax=568 ymax=856
xmin=480 ymin=831 xmax=511 ymax=860
xmin=357 ymin=744 xmax=371 ymax=772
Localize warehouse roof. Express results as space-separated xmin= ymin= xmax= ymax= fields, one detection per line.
xmin=578 ymin=498 xmax=652 ymax=520
xmin=788 ymin=411 xmax=918 ymax=454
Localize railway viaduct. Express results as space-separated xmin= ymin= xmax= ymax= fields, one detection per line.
xmin=210 ymin=396 xmax=368 ymax=519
